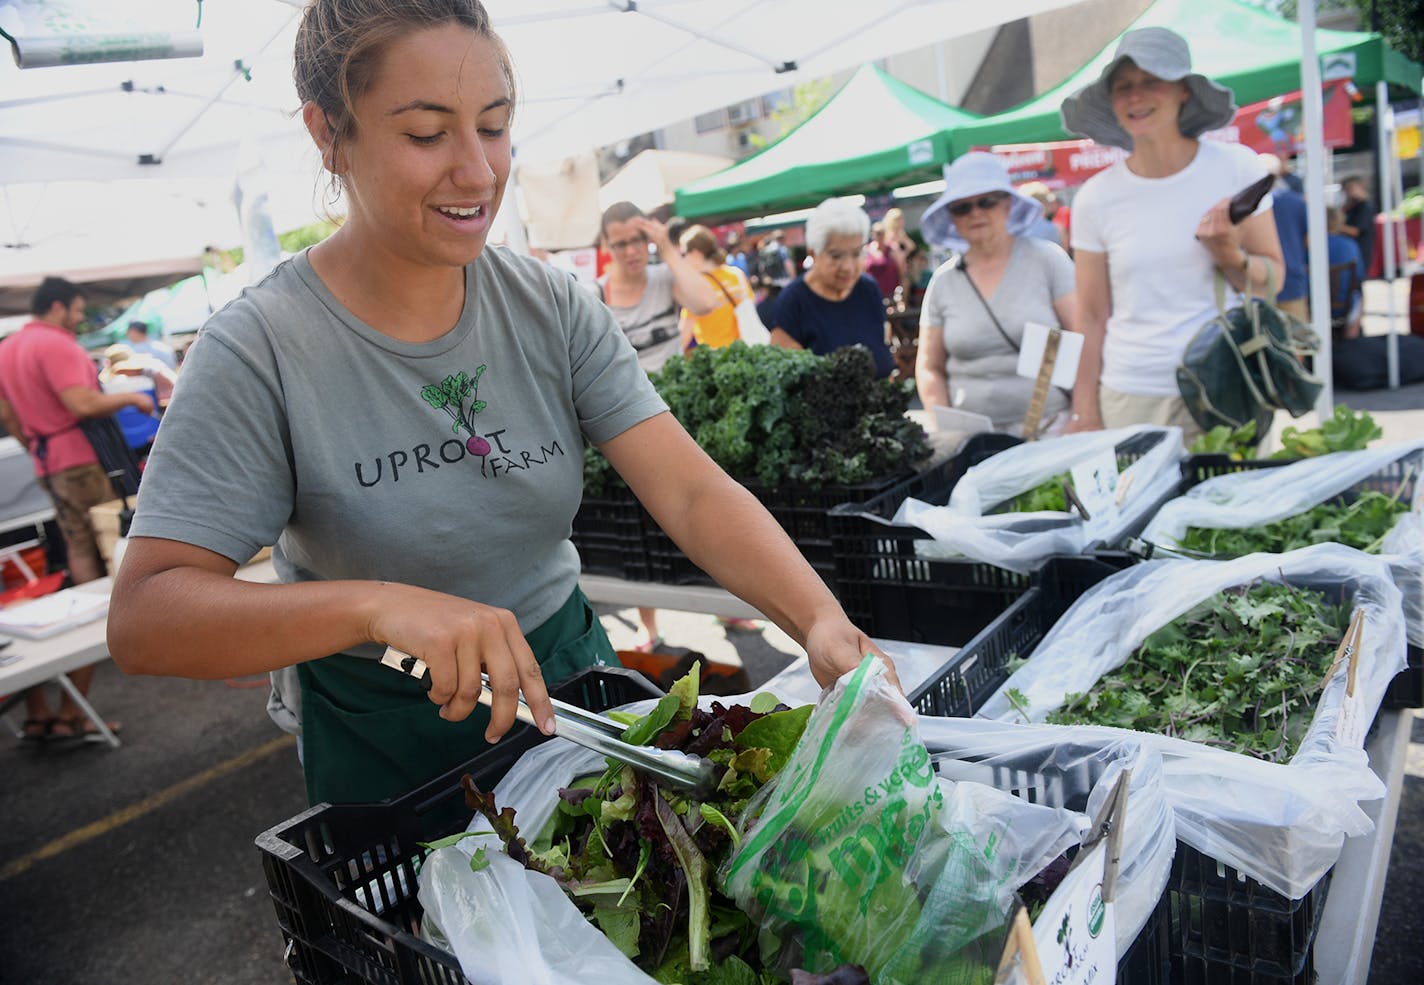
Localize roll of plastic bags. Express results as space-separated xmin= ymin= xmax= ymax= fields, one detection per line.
xmin=975 ymin=544 xmax=1406 ymax=898
xmin=419 ymin=841 xmax=660 ymax=985
xmin=893 ymin=425 xmax=1185 ymax=574
xmin=1141 ymin=441 xmax=1424 ymax=645
xmin=916 ymin=718 xmax=1173 ymax=958
xmin=721 ymin=657 xmax=1082 ymax=985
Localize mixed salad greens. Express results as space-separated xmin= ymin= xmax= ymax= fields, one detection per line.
xmin=452 ymin=665 xmax=869 ymax=985
xmin=1031 ymin=581 xmax=1350 ymax=762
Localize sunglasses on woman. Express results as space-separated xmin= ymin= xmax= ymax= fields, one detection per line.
xmin=947 ymin=192 xmax=1009 ymax=217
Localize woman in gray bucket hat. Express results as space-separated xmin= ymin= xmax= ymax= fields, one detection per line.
xmin=1060 ymin=26 xmax=1284 ymax=443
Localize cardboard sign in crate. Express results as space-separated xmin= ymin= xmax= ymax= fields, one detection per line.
xmin=255 ymin=667 xmax=662 ymax=985
xmin=1175 ymin=449 xmax=1423 ymax=710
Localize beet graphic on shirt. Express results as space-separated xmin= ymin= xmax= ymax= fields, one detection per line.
xmin=420 ymin=367 xmax=490 ymax=455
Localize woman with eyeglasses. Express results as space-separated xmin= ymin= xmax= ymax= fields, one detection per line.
xmin=596 ymin=201 xmax=718 ymax=374
xmin=914 ymin=152 xmax=1078 ymax=435
xmin=1060 ymin=27 xmax=1283 ymax=442
xmin=768 ymin=198 xmax=895 ymax=379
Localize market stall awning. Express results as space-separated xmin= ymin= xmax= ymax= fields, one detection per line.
xmin=945 ymin=0 xmax=1423 ymax=156
xmin=675 ymin=64 xmax=981 ymax=222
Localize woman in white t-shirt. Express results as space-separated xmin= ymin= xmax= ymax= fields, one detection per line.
xmin=1061 ymin=27 xmax=1284 ymax=442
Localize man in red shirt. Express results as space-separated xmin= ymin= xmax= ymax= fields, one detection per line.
xmin=0 ymin=277 xmax=154 ymax=743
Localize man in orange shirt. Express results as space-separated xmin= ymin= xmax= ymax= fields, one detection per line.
xmin=0 ymin=276 xmax=153 ymax=742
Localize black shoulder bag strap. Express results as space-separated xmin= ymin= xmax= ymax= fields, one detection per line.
xmin=705 ymin=271 xmax=737 ymax=308
xmin=958 ymin=256 xmax=1020 ymax=353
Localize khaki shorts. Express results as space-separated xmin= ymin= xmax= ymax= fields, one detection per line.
xmin=1098 ymin=384 xmax=1205 ymax=446
xmin=45 ymin=462 xmax=115 ymax=574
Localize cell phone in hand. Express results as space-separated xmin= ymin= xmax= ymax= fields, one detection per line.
xmin=1228 ymin=174 xmax=1275 ymax=224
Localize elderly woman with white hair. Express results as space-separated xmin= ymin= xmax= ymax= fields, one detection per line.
xmin=915 ymin=151 xmax=1078 ymax=435
xmin=768 ymin=198 xmax=894 ymax=378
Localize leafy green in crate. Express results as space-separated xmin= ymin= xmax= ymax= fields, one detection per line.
xmin=1044 ymin=582 xmax=1350 ymax=761
xmin=1179 ymin=490 xmax=1409 ymax=557
xmin=1187 ymin=405 xmax=1381 ymax=460
xmin=585 ymin=344 xmax=929 ymax=492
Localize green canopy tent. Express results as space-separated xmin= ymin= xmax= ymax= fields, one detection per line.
xmin=674 ymin=64 xmax=981 ymax=222
xmin=946 ymin=0 xmax=1421 ymax=155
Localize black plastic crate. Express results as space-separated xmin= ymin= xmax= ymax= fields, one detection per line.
xmin=1177 ymin=447 xmax=1424 ymax=710
xmin=1169 ymin=844 xmax=1331 ymax=985
xmin=570 ymin=489 xmax=650 ymax=580
xmin=905 ymin=555 xmax=1122 ymax=718
xmin=930 ymin=555 xmax=1363 ymax=980
xmin=642 ymin=468 xmax=920 ymax=592
xmin=255 ymin=666 xmax=663 ymax=985
xmin=828 ymin=429 xmax=1167 ymax=648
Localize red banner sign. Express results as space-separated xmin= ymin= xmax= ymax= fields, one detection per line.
xmin=985 ymin=80 xmax=1355 ymax=191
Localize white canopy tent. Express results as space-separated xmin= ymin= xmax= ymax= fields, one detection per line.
xmin=0 ymin=0 xmax=1091 ymax=303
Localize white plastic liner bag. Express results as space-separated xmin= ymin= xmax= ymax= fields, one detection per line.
xmin=1140 ymin=441 xmax=1424 ymax=645
xmin=976 ymin=543 xmax=1407 ymax=899
xmin=893 ymin=424 xmax=1186 ymax=574
xmin=916 ymin=718 xmax=1175 ymax=958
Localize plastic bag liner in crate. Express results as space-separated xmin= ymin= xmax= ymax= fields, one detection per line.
xmin=967 ymin=546 xmax=1406 ymax=979
xmin=1147 ymin=441 xmax=1424 ymax=709
xmin=570 ymin=487 xmax=650 ymax=581
xmin=827 ymin=427 xmax=1140 ymax=646
xmin=916 ymin=716 xmax=1176 ymax=972
xmin=641 ymin=468 xmax=917 ymax=591
xmin=890 ymin=423 xmax=1185 ymax=575
xmin=254 ymin=666 xmax=662 ymax=985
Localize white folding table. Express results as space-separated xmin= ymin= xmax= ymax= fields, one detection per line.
xmin=0 ymin=559 xmax=278 ymax=748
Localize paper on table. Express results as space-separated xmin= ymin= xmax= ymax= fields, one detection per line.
xmin=931 ymin=405 xmax=994 ymax=434
xmin=1016 ymin=322 xmax=1083 ymax=388
xmin=0 ymin=587 xmax=109 ymax=639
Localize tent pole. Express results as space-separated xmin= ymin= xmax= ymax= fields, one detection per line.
xmin=1300 ymin=0 xmax=1333 ymax=418
xmin=1377 ymin=81 xmax=1400 ymax=388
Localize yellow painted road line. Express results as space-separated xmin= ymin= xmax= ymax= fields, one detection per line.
xmin=1 ymin=732 xmax=296 ymax=883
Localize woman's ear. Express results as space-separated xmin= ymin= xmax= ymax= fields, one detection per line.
xmin=302 ymin=102 xmax=341 ymax=173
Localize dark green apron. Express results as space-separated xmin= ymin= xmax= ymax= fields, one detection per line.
xmin=297 ymin=588 xmax=615 ymax=805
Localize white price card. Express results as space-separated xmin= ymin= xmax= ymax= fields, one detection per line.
xmin=1016 ymin=322 xmax=1083 ymax=389
xmin=1002 ymin=839 xmax=1118 ymax=985
xmin=1069 ymin=448 xmax=1120 ymax=518
xmin=1031 ymin=840 xmax=1117 ymax=985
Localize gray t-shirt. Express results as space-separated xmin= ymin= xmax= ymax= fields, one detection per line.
xmin=920 ymin=236 xmax=1074 ymax=432
xmin=597 ymin=263 xmax=680 ymax=372
xmin=130 ymin=246 xmax=666 ymax=654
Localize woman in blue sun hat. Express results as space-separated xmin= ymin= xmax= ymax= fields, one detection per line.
xmin=1061 ymin=26 xmax=1284 ymax=444
xmin=915 ymin=151 xmax=1078 ymax=435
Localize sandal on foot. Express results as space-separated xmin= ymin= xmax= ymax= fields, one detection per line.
xmin=717 ymin=617 xmax=762 ymax=633
xmin=632 ymin=635 xmax=665 ymax=654
xmin=21 ymin=717 xmax=53 ymax=743
xmin=50 ymin=716 xmax=123 ymax=743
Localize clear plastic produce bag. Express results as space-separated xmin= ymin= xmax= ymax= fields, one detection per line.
xmin=976 ymin=543 xmax=1407 ymax=898
xmin=915 ymin=718 xmax=1175 ymax=957
xmin=894 ymin=425 xmax=1185 ymax=574
xmin=722 ymin=657 xmax=1083 ymax=985
xmin=1141 ymin=441 xmax=1424 ymax=644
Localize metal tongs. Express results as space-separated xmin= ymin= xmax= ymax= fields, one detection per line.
xmin=380 ymin=646 xmax=721 ymax=796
